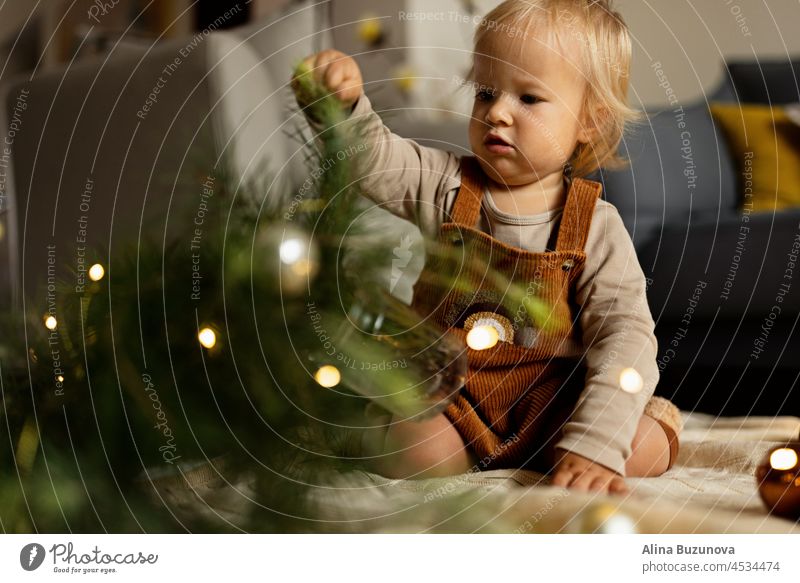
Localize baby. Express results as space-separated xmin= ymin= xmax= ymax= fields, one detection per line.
xmin=292 ymin=0 xmax=682 ymax=495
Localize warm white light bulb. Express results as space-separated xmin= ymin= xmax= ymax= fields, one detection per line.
xmin=315 ymin=365 xmax=341 ymax=388
xmin=576 ymin=503 xmax=638 ymax=534
xmin=770 ymin=448 xmax=798 ymax=471
xmin=466 ymin=325 xmax=499 ymax=350
xmin=89 ymin=263 xmax=105 ymax=281
xmin=44 ymin=316 xmax=57 ymax=330
xmin=198 ymin=327 xmax=217 ymax=349
xmin=279 ymin=238 xmax=304 ymax=265
xmin=598 ymin=513 xmax=637 ymax=534
xmin=619 ymin=367 xmax=643 ymax=394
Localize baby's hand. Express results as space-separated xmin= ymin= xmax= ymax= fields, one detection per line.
xmin=551 ymin=449 xmax=629 ymax=495
xmin=292 ymin=49 xmax=363 ymax=110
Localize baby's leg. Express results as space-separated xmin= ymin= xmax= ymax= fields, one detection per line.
xmin=624 ymin=414 xmax=671 ymax=477
xmin=361 ymin=410 xmax=477 ymax=479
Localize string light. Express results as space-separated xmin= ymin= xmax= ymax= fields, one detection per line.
xmin=314 ymin=365 xmax=341 ymax=388
xmin=279 ymin=238 xmax=318 ymax=278
xmin=580 ymin=503 xmax=637 ymax=534
xmin=198 ymin=327 xmax=217 ymax=349
xmin=44 ymin=315 xmax=57 ymax=330
xmin=279 ymin=238 xmax=304 ymax=265
xmin=392 ymin=65 xmax=417 ymax=94
xmin=619 ymin=367 xmax=643 ymax=394
xmin=263 ymin=227 xmax=320 ymax=295
xmin=466 ymin=325 xmax=499 ymax=350
xmin=88 ymin=263 xmax=105 ymax=281
xmin=464 ymin=312 xmax=513 ymax=344
xmin=56 ymin=375 xmax=64 ymax=383
xmin=770 ymin=448 xmax=799 ymax=471
xmin=357 ymin=16 xmax=384 ymax=45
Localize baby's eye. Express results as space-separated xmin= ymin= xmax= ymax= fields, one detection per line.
xmin=475 ymin=89 xmax=495 ymax=102
xmin=520 ymin=94 xmax=541 ymax=105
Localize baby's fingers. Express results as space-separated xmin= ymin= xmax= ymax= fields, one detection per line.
xmin=316 ymin=51 xmax=350 ymax=86
xmin=608 ymin=477 xmax=629 ymax=495
xmin=550 ymin=468 xmax=575 ymax=489
xmin=323 ymin=62 xmax=344 ymax=91
xmin=335 ymin=82 xmax=362 ymax=107
xmin=324 ymin=63 xmax=362 ymax=105
xmin=293 ymin=51 xmax=337 ymax=87
xmin=569 ymin=470 xmax=596 ymax=492
xmin=588 ymin=473 xmax=629 ymax=496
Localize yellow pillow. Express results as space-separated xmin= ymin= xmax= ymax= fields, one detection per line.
xmin=710 ymin=103 xmax=800 ymax=212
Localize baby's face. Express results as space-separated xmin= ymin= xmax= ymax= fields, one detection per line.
xmin=468 ymin=26 xmax=591 ymax=188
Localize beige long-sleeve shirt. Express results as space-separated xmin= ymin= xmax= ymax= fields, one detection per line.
xmin=316 ymin=94 xmax=659 ymax=476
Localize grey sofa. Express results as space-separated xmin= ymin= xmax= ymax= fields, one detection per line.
xmin=596 ymin=60 xmax=800 ymax=416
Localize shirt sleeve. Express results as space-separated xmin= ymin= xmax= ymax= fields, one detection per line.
xmin=553 ymin=202 xmax=659 ymax=476
xmin=305 ymin=93 xmax=462 ymax=237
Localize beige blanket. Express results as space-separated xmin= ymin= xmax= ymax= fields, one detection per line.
xmin=151 ymin=412 xmax=800 ymax=533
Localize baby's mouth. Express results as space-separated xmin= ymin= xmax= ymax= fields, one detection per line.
xmin=484 ymin=132 xmax=515 ymax=153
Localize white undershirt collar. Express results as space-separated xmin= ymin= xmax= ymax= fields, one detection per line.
xmin=482 ymin=186 xmax=564 ymax=226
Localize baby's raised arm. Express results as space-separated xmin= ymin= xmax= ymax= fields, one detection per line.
xmin=290 ymin=50 xmax=461 ymax=237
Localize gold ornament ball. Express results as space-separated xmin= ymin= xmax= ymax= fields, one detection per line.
xmin=756 ymin=443 xmax=800 ymax=521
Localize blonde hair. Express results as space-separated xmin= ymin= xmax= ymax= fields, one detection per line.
xmin=471 ymin=0 xmax=641 ymax=178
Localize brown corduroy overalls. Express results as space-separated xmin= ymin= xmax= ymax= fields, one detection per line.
xmin=410 ymin=156 xmax=632 ymax=473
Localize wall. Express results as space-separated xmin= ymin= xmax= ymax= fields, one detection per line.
xmin=620 ymin=0 xmax=800 ymax=109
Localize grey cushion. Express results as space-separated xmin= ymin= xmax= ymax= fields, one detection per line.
xmin=727 ymin=59 xmax=800 ymax=104
xmin=597 ymin=96 xmax=739 ymax=251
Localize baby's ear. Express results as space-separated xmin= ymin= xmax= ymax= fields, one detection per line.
xmin=577 ymin=104 xmax=610 ymax=145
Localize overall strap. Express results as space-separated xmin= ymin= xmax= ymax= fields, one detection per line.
xmin=554 ymin=178 xmax=604 ymax=252
xmin=449 ymin=156 xmax=485 ymax=228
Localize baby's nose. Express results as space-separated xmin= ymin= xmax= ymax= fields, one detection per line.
xmin=486 ymin=94 xmax=513 ymax=125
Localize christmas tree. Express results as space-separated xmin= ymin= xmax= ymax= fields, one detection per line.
xmin=0 ymin=62 xmax=551 ymax=533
